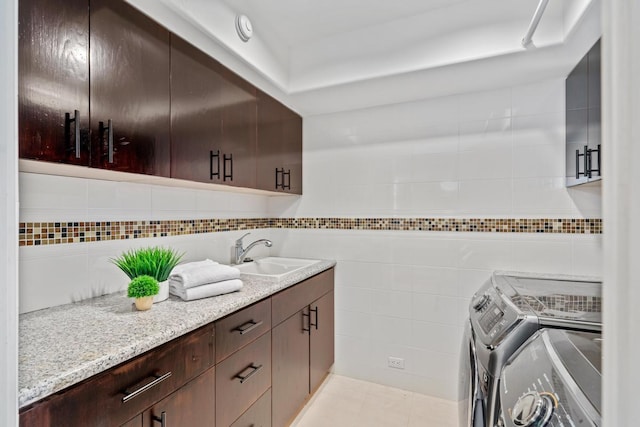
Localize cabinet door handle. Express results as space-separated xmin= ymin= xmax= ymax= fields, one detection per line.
xmin=234 ymin=364 xmax=263 ymax=384
xmin=223 ymin=153 xmax=233 ymax=181
xmin=310 ymin=306 xmax=318 ymax=330
xmin=99 ymin=120 xmax=114 ymax=164
xmin=302 ymin=309 xmax=311 ymax=334
xmin=233 ymin=319 xmax=263 ymax=335
xmin=210 ymin=150 xmax=220 ymax=179
xmin=283 ymin=169 xmax=291 ymax=190
xmin=121 ymin=371 xmax=172 ymax=403
xmin=275 ymin=168 xmax=283 ymax=189
xmin=582 ymin=144 xmax=588 ymax=179
xmin=153 ymin=411 xmax=167 ymax=426
xmin=65 ymin=110 xmax=80 ymax=158
xmin=588 ymin=144 xmax=601 ymax=177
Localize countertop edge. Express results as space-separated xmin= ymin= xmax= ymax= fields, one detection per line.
xmin=18 ymin=259 xmax=336 ymax=408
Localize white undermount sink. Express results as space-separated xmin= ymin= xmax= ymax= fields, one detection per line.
xmin=235 ymin=257 xmax=320 ymax=280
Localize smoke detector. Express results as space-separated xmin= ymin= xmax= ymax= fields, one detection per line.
xmin=235 ymin=14 xmax=253 ymax=42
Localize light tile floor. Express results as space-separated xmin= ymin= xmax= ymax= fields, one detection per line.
xmin=290 ymin=374 xmax=458 ymax=427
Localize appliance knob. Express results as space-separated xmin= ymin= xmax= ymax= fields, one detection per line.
xmin=472 ymin=294 xmax=490 ymax=311
xmin=511 ymin=391 xmax=554 ymax=427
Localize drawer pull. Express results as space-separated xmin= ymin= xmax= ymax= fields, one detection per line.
xmin=122 ymin=372 xmax=172 ymax=403
xmin=234 ymin=364 xmax=263 ymax=384
xmin=234 ymin=320 xmax=264 ymax=335
xmin=153 ymin=411 xmax=167 ymax=426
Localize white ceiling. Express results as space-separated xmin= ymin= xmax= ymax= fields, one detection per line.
xmin=128 ymin=0 xmax=600 ymax=115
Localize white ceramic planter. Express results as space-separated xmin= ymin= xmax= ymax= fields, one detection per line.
xmin=153 ymin=280 xmax=169 ymax=303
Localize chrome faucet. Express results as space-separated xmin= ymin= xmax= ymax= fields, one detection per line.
xmin=234 ymin=232 xmax=272 ymax=264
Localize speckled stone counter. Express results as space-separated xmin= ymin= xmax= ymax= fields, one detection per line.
xmin=19 ymin=259 xmax=336 ymax=408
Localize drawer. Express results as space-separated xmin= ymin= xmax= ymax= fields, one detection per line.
xmin=272 ymin=268 xmax=334 ymax=326
xmin=216 ymin=331 xmax=271 ymax=427
xmin=20 ymin=324 xmax=215 ymax=427
xmin=143 ymin=366 xmax=215 ymax=427
xmin=216 ymin=298 xmax=271 ymax=363
xmin=230 ymin=388 xmax=271 ymax=427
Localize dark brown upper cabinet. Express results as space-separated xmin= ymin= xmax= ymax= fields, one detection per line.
xmin=170 ymin=35 xmax=257 ymax=188
xmin=19 ymin=0 xmax=90 ymax=166
xmin=256 ymin=91 xmax=303 ymax=194
xmin=566 ymin=39 xmax=601 ymax=187
xmin=89 ymin=0 xmax=171 ymax=176
xmin=19 ymin=0 xmax=171 ymax=176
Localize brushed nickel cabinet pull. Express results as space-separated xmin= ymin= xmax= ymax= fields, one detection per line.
xmin=234 ymin=364 xmax=263 ymax=384
xmin=121 ymin=371 xmax=172 ymax=403
xmin=234 ymin=319 xmax=264 ymax=335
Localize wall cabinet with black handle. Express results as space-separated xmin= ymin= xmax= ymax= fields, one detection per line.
xmin=170 ymin=35 xmax=257 ymax=189
xmin=566 ymin=39 xmax=601 ymax=187
xmin=256 ymin=90 xmax=303 ymax=195
xmin=19 ymin=0 xmax=171 ymax=176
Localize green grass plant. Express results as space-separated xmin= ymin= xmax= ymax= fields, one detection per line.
xmin=111 ymin=246 xmax=184 ymax=282
xmin=127 ymin=275 xmax=160 ymax=298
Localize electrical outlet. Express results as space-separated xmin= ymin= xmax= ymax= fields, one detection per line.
xmin=388 ymin=357 xmax=405 ymax=370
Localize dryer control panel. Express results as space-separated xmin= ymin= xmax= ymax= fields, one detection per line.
xmin=469 ymin=278 xmax=521 ymax=347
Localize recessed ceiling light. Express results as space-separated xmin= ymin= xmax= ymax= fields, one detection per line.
xmin=236 ymin=14 xmax=253 ymax=42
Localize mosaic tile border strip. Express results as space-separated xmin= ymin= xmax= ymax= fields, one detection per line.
xmin=19 ymin=217 xmax=602 ymax=247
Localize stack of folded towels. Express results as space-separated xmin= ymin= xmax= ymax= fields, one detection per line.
xmin=169 ymin=259 xmax=242 ymax=301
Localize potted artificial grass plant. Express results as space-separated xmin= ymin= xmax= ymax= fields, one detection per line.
xmin=111 ymin=246 xmax=183 ymax=304
xmin=128 ymin=275 xmax=159 ymax=311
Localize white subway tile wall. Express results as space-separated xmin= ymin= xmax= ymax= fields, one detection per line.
xmin=266 ymin=79 xmax=602 ymax=400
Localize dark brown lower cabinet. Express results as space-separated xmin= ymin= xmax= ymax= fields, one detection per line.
xmin=272 ymin=308 xmax=311 ymax=427
xmin=216 ymin=332 xmax=272 ymax=427
xmin=310 ymin=291 xmax=335 ymax=393
xmin=143 ymin=367 xmax=215 ymax=427
xmin=20 ymin=269 xmax=334 ymax=427
xmin=272 ymin=269 xmax=335 ymax=427
xmin=230 ymin=389 xmax=272 ymax=427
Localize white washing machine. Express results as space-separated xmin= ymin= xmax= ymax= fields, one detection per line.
xmin=458 ymin=272 xmax=602 ymax=427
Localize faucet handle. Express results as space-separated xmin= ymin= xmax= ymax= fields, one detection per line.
xmin=236 ymin=232 xmax=251 ymax=246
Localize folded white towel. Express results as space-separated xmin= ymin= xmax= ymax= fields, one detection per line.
xmin=169 ymin=260 xmax=240 ymax=289
xmin=170 ymin=279 xmax=243 ymax=301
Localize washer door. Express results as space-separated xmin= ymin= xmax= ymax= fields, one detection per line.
xmin=459 ymin=321 xmax=485 ymax=427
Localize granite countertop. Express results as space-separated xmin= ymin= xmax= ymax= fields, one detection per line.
xmin=19 ymin=259 xmax=336 ymax=408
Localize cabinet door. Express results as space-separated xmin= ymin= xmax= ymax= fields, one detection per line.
xmin=272 ymin=309 xmax=311 ymax=427
xmin=218 ymin=65 xmax=257 ymax=189
xmin=18 ymin=0 xmax=90 ymax=165
xmin=90 ymin=0 xmax=171 ymax=176
xmin=256 ymin=91 xmax=303 ymax=194
xmin=310 ymin=291 xmax=334 ymax=393
xmin=587 ymin=40 xmax=601 ymax=178
xmin=171 ymin=36 xmax=257 ymax=187
xmin=143 ymin=366 xmax=215 ymax=427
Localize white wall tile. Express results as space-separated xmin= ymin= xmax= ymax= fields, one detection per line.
xmin=458 ymin=118 xmax=512 ymax=151
xmin=458 ymin=179 xmax=512 ymax=214
xmin=512 ymin=112 xmax=564 ymax=147
xmin=370 ymin=290 xmax=413 ymax=319
xmin=512 ymin=79 xmax=564 ymax=117
xmin=457 ymin=88 xmax=512 ymax=122
xmin=459 ymin=148 xmax=513 ymax=180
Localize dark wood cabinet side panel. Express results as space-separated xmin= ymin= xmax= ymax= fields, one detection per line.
xmin=256 ymin=91 xmax=285 ymax=192
xmin=143 ymin=366 xmax=215 ymax=427
xmin=588 ymin=40 xmax=601 ymax=110
xmin=310 ymin=291 xmax=335 ymax=393
xmin=216 ymin=331 xmax=272 ymax=427
xmin=90 ymin=0 xmax=171 ymax=176
xmin=272 ymin=269 xmax=335 ymax=326
xmin=271 ymin=311 xmax=310 ymax=427
xmin=18 ymin=0 xmax=90 ymax=165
